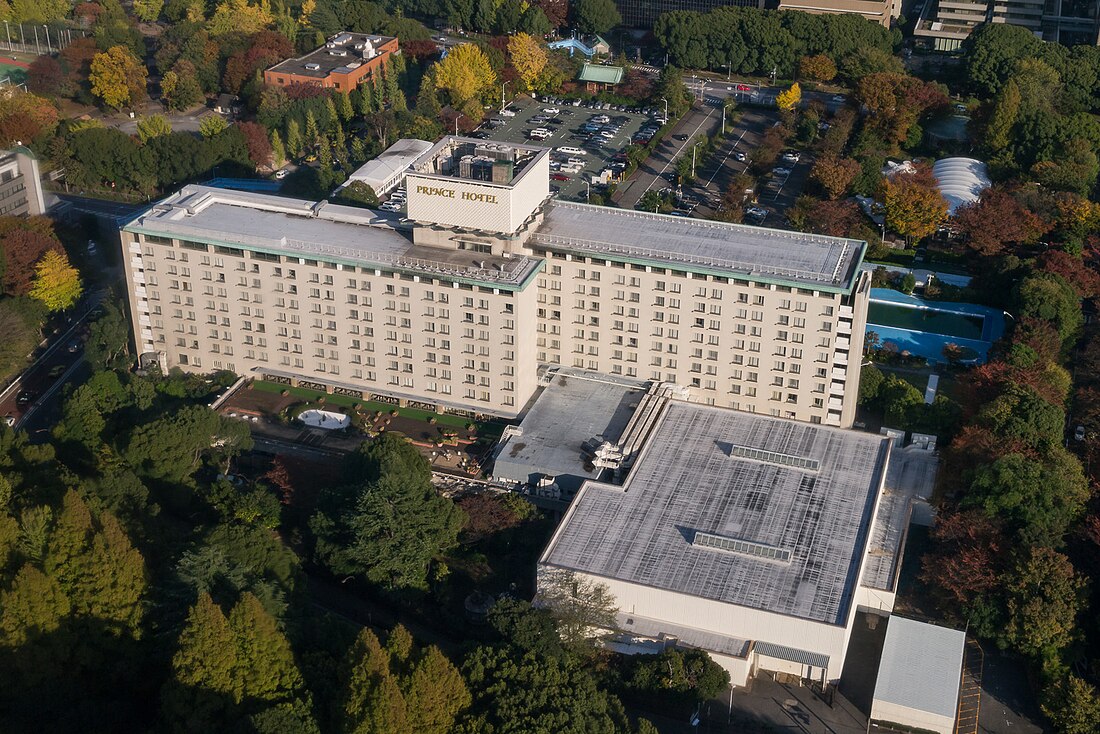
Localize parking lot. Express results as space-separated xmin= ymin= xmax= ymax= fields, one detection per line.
xmin=470 ymin=97 xmax=663 ymax=201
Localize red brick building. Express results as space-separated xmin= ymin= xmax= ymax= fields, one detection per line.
xmin=264 ymin=32 xmax=400 ymax=93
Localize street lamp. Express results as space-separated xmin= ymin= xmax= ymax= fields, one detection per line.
xmin=691 ymin=141 xmax=703 ymax=179
xmin=43 ymin=25 xmax=50 ymax=53
xmin=3 ymin=22 xmax=10 ymax=52
xmin=661 ymin=97 xmax=668 ymax=120
xmin=501 ymin=80 xmax=511 ymax=113
xmin=585 ymin=180 xmax=590 ymax=203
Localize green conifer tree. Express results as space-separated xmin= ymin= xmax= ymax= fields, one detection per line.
xmin=385 ymin=624 xmax=413 ymax=669
xmin=383 ymin=60 xmax=399 ymax=107
xmin=286 ymin=118 xmax=303 ymax=158
xmin=324 ymin=97 xmax=339 ymax=132
xmin=402 ymin=646 xmax=470 ymax=734
xmin=228 ymin=592 xmax=305 ymax=705
xmin=372 ymin=75 xmax=384 ymax=110
xmin=337 ymin=628 xmax=411 ymax=734
xmin=304 ymin=110 xmax=320 ymax=148
xmin=0 ymin=564 xmax=72 ymax=686
xmin=417 ymin=78 xmax=442 ymax=120
xmin=358 ymin=83 xmax=374 ymax=115
xmin=43 ymin=490 xmax=94 ymax=596
xmin=271 ymin=130 xmax=287 ymax=167
xmin=83 ymin=512 xmax=147 ymax=636
xmin=162 ymin=593 xmax=238 ymax=733
xmin=337 ymin=91 xmax=354 ymax=122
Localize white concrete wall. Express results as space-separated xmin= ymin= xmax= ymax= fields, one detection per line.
xmin=582 ymin=574 xmax=852 ymax=682
xmin=855 ymin=585 xmax=896 ymax=617
xmin=871 ymin=700 xmax=955 ymax=734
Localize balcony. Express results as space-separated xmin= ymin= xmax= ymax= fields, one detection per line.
xmin=830 ymin=382 xmax=845 ymax=397
xmin=837 ymin=320 xmax=852 ymax=335
xmin=835 ymin=336 xmax=851 ymax=351
xmin=833 ymin=353 xmax=849 ymax=366
xmin=832 ymin=368 xmax=848 ymax=381
xmin=829 ymin=397 xmax=844 ymax=410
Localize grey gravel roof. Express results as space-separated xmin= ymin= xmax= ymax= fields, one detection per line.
xmin=124 ymin=186 xmax=541 ymax=288
xmin=534 ymin=201 xmax=865 ymax=292
xmin=875 ymin=616 xmax=965 ymax=720
xmin=541 ymin=401 xmax=889 ymax=624
xmin=493 ymin=369 xmax=647 ymax=489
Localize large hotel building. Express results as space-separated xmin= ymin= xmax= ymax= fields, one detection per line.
xmin=120 ymin=137 xmax=870 ymax=427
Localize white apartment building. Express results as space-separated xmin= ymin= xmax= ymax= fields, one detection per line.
xmin=120 ymin=137 xmax=869 ymax=426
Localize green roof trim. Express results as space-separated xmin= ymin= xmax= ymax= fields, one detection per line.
xmin=578 ymin=63 xmax=624 ymax=85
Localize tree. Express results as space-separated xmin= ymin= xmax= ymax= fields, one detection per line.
xmin=776 ymin=82 xmax=801 ymax=112
xmin=335 ymin=181 xmax=380 ymax=208
xmin=26 ymin=56 xmax=68 ymax=98
xmin=572 ymin=0 xmax=620 ymax=35
xmin=1042 ymin=675 xmax=1100 ymax=734
xmin=1 ymin=226 xmax=60 ymax=296
xmin=403 ymin=646 xmax=471 ymax=734
xmin=239 ymin=121 xmax=273 ymax=169
xmin=921 ymin=510 xmax=1006 ymax=627
xmin=161 ymin=61 xmax=204 ymax=110
xmin=810 ymin=156 xmax=859 ymax=199
xmin=537 ymin=0 xmax=569 ymax=27
xmin=285 ymin=118 xmax=303 ymax=158
xmin=508 ymin=33 xmax=548 ymax=92
xmin=199 ymin=115 xmax=229 ymax=139
xmin=89 ymin=46 xmax=147 ymax=109
xmin=133 ymin=0 xmax=164 ymax=21
xmin=882 ymin=174 xmax=948 ymax=243
xmin=29 ymin=250 xmax=82 ymax=312
xmin=953 ymin=187 xmax=1047 ymax=256
xmin=1016 ymin=272 xmax=1083 ymax=348
xmin=228 ymin=592 xmax=304 ymax=705
xmin=0 ymin=564 xmax=71 ymax=687
xmin=85 ymin=301 xmax=131 ymax=371
xmin=136 ymin=114 xmax=172 ymax=143
xmin=124 ymin=405 xmax=252 ymax=483
xmin=985 ymin=79 xmax=1021 ymax=154
xmin=966 ymin=451 xmax=1089 ymax=547
xmin=432 ymin=44 xmax=496 ymax=110
xmin=1001 ymin=547 xmax=1085 ymax=659
xmin=537 ymin=568 xmax=619 ymax=652
xmin=626 ymin=647 xmax=730 ymax=712
xmin=206 ymin=0 xmax=273 ymax=36
xmin=162 ymin=593 xmax=238 ymax=732
xmin=799 ymin=54 xmax=837 ymax=82
xmin=337 ymin=628 xmax=410 ymax=734
xmin=858 ymin=364 xmax=884 ymax=404
xmin=0 ymin=89 xmax=60 ymax=147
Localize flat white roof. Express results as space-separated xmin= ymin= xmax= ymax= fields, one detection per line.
xmin=874 ymin=616 xmax=965 ymax=720
xmin=535 ymin=201 xmax=865 ymax=293
xmin=342 ymin=138 xmax=433 ymax=190
xmin=123 ymin=186 xmax=541 ymax=288
xmin=540 ymin=401 xmax=889 ymax=624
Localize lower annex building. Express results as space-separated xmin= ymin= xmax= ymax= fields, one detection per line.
xmin=120 ymin=136 xmax=870 ymax=427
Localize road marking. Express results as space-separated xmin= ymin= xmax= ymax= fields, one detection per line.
xmin=704 ymin=129 xmax=749 ymax=189
xmin=638 ymin=106 xmax=716 ymax=199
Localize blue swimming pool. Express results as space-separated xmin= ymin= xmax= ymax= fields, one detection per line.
xmin=866 ymin=289 xmax=1006 ymax=364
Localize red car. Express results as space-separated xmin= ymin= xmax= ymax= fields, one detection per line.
xmin=736 ymin=83 xmax=752 ymax=91
xmin=551 ymin=172 xmax=571 ymax=181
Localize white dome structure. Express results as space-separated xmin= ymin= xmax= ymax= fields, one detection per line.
xmin=933 ymin=157 xmax=991 ymax=215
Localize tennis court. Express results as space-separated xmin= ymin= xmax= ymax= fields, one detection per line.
xmin=0 ymin=60 xmax=29 ymax=86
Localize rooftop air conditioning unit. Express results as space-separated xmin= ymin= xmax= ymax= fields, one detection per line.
xmin=328 ymin=49 xmax=347 ymax=56
xmin=305 ymin=63 xmax=321 ymax=71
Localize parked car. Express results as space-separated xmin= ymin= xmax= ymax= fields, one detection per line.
xmin=499 ymin=109 xmax=516 ymax=117
xmin=781 ymin=151 xmax=801 ymax=164
xmin=674 ymin=134 xmax=689 ymax=141
xmin=16 ymin=390 xmax=36 ymax=406
xmin=732 ymin=151 xmax=747 ymax=162
xmin=274 ymin=168 xmax=290 ymax=180
xmin=551 ymin=172 xmax=571 ymax=181
xmin=1076 ymin=425 xmax=1087 ymax=441
xmin=543 ymin=107 xmax=560 ymax=114
xmin=745 ymin=206 xmax=768 ymax=221
xmin=772 ymin=167 xmax=792 ymax=177
xmin=3 ymin=414 xmax=13 ymax=427
xmin=556 ymin=146 xmax=586 ymax=156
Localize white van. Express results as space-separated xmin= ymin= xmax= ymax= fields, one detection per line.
xmin=529 ymin=128 xmax=551 ymax=139
xmin=556 ymin=146 xmax=586 ymax=156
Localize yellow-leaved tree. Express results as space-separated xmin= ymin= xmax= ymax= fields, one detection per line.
xmin=207 ymin=0 xmax=273 ymax=37
xmin=776 ymin=82 xmax=801 ymax=112
xmin=507 ymin=33 xmax=547 ymax=92
xmin=89 ymin=46 xmax=148 ymax=110
xmin=432 ymin=44 xmax=496 ymax=113
xmin=30 ymin=250 xmax=82 ymax=312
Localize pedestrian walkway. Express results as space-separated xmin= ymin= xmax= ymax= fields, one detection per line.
xmin=956 ymin=639 xmax=983 ymax=734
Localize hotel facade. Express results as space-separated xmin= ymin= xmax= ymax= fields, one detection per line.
xmin=120 ymin=137 xmax=870 ymax=427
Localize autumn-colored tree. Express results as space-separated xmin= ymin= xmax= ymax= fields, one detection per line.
xmin=953 ymin=187 xmax=1048 ymax=256
xmin=507 ymin=33 xmax=547 ymax=91
xmin=30 ymin=249 xmax=82 ymax=312
xmin=432 ymin=44 xmax=497 ymax=111
xmin=206 ymin=0 xmax=273 ymax=37
xmin=133 ymin=0 xmax=163 ymax=21
xmin=26 ymin=56 xmax=68 ymax=98
xmin=921 ymin=510 xmax=1006 ymax=613
xmin=222 ymin=31 xmax=293 ymax=95
xmin=262 ymin=455 xmax=295 ymax=505
xmin=537 ymin=0 xmax=568 ymax=26
xmin=882 ymin=173 xmax=948 ymax=243
xmin=810 ymin=156 xmax=860 ymax=199
xmin=798 ymin=54 xmax=837 ymax=82
xmin=858 ymin=72 xmax=948 ymax=146
xmin=0 ymin=89 xmax=60 ymax=147
xmin=239 ymin=121 xmax=273 ymax=169
xmin=2 ymin=226 xmax=60 ymax=296
xmin=136 ymin=114 xmax=172 ymax=143
xmin=776 ymin=82 xmax=801 ymax=112
xmin=1038 ymin=250 xmax=1100 ymax=299
xmin=89 ymin=46 xmax=147 ymax=109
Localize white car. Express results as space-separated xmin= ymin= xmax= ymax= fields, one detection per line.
xmin=732 ymin=151 xmax=747 ymax=162
xmin=274 ymin=168 xmax=290 ymax=180
xmin=556 ymin=146 xmax=586 ymax=156
xmin=781 ymin=151 xmax=801 ymax=163
xmin=598 ymin=130 xmax=615 ymax=139
xmin=543 ymin=107 xmax=560 ymax=114
xmin=499 ymin=109 xmax=516 ymax=117
xmin=567 ymin=157 xmax=585 ymax=166
xmin=380 ymin=202 xmax=403 ymax=212
xmin=529 ymin=128 xmax=551 ymax=139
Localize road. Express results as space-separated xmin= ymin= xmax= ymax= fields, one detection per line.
xmin=0 ymin=291 xmax=107 ymax=435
